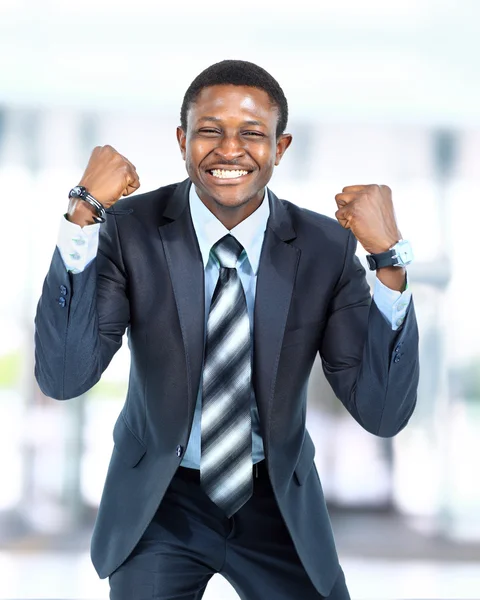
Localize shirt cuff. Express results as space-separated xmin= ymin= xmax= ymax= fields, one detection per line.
xmin=56 ymin=214 xmax=100 ymax=274
xmin=373 ymin=274 xmax=412 ymax=331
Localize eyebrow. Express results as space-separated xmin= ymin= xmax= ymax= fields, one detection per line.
xmin=197 ymin=116 xmax=267 ymax=127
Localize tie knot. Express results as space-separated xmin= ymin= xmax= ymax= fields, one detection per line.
xmin=211 ymin=234 xmax=244 ymax=269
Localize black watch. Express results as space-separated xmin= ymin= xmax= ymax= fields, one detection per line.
xmin=68 ymin=185 xmax=107 ymax=224
xmin=366 ymin=240 xmax=414 ymax=271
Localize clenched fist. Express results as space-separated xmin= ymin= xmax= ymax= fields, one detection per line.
xmin=334 ymin=184 xmax=402 ymax=255
xmin=67 ymin=145 xmax=140 ymax=227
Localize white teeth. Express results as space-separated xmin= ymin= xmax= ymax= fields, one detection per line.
xmin=210 ymin=169 xmax=249 ymax=179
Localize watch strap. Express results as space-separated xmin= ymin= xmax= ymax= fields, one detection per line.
xmin=366 ymin=249 xmax=397 ymax=271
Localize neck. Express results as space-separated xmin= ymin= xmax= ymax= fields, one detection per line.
xmin=195 ymin=187 xmax=265 ymax=230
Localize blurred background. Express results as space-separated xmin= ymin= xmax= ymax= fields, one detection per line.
xmin=1 ymin=0 xmax=479 ymax=598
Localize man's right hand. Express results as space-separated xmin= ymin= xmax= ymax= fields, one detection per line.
xmin=67 ymin=145 xmax=140 ymax=227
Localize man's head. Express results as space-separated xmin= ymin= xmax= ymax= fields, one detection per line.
xmin=177 ymin=60 xmax=292 ymax=228
xmin=180 ymin=60 xmax=289 ymax=138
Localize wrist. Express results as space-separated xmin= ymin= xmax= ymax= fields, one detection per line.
xmin=67 ymin=198 xmax=98 ymax=227
xmin=376 ymin=266 xmax=406 ymax=292
xmin=368 ymin=238 xmax=400 ymax=255
xmin=68 ymin=185 xmax=107 ymax=224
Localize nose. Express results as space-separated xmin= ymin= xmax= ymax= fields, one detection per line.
xmin=214 ymin=133 xmax=245 ymax=161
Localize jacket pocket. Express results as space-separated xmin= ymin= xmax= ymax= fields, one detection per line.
xmin=294 ymin=431 xmax=316 ymax=485
xmin=113 ymin=414 xmax=147 ymax=468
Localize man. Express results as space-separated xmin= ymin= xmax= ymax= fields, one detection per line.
xmin=34 ymin=60 xmax=419 ymax=599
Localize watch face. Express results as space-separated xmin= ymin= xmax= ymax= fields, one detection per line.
xmin=395 ymin=240 xmax=414 ymax=265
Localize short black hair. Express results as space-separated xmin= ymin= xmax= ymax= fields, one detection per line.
xmin=180 ymin=60 xmax=288 ymax=137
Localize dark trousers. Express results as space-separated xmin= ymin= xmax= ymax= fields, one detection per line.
xmin=109 ymin=462 xmax=350 ymax=600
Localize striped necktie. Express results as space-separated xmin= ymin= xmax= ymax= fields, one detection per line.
xmin=200 ymin=234 xmax=253 ymax=517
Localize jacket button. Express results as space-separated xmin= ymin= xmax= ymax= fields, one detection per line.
xmin=58 ymin=296 xmax=66 ymax=307
xmin=394 ymin=355 xmax=401 ymax=363
xmin=176 ymin=445 xmax=183 ymax=457
xmin=59 ymin=285 xmax=67 ymax=296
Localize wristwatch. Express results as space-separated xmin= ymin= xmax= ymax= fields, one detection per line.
xmin=366 ymin=239 xmax=414 ymax=271
xmin=68 ymin=185 xmax=106 ymax=224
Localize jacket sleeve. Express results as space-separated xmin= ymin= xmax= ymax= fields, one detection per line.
xmin=34 ymin=214 xmax=130 ymax=400
xmin=320 ymin=230 xmax=419 ymax=437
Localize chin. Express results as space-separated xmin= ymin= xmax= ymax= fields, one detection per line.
xmin=197 ymin=182 xmax=253 ymax=208
xmin=212 ymin=192 xmax=252 ymax=209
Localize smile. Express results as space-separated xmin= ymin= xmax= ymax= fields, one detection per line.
xmin=208 ymin=169 xmax=251 ymax=180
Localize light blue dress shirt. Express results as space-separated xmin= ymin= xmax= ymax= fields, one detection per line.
xmin=57 ymin=185 xmax=413 ymax=470
xmin=181 ymin=185 xmax=269 ymax=468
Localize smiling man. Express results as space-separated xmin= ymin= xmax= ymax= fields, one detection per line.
xmin=34 ymin=60 xmax=419 ymax=600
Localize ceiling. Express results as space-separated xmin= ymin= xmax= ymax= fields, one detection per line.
xmin=0 ymin=0 xmax=478 ymax=125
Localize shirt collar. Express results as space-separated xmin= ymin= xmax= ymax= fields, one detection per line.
xmin=189 ymin=183 xmax=270 ymax=275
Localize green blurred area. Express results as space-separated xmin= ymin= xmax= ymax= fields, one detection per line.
xmin=0 ymin=349 xmax=126 ymax=400
xmin=1 ymin=348 xmax=479 ymax=404
xmin=0 ymin=350 xmax=21 ymax=388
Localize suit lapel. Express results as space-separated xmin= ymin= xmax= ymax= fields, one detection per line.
xmin=159 ymin=180 xmax=205 ymax=426
xmin=253 ymin=191 xmax=300 ymax=456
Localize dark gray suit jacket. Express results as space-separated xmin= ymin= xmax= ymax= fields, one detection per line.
xmin=34 ymin=178 xmax=419 ymax=596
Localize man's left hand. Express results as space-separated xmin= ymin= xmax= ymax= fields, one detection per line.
xmin=334 ymin=184 xmax=401 ymax=254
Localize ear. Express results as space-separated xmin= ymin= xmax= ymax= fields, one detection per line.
xmin=275 ymin=134 xmax=293 ymax=166
xmin=176 ymin=127 xmax=187 ymax=161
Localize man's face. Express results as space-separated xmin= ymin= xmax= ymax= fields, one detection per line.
xmin=177 ymin=85 xmax=292 ymax=213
